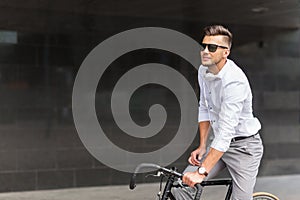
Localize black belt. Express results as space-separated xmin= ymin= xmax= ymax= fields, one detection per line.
xmin=231 ymin=133 xmax=258 ymax=142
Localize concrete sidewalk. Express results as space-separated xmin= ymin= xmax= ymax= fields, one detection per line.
xmin=0 ymin=174 xmax=297 ymax=200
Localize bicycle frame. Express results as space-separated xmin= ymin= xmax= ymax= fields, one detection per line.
xmin=161 ymin=171 xmax=233 ymax=200
xmin=129 ymin=163 xmax=233 ymax=200
xmin=201 ymin=179 xmax=232 ymax=200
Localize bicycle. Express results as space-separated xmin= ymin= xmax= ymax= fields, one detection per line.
xmin=129 ymin=163 xmax=279 ymax=200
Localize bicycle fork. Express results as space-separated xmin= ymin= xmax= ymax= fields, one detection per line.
xmin=160 ymin=176 xmax=175 ymax=200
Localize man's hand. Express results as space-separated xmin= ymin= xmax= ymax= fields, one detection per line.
xmin=188 ymin=146 xmax=206 ymax=166
xmin=183 ymin=171 xmax=205 ymax=187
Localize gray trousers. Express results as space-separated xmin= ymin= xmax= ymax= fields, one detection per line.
xmin=172 ymin=134 xmax=263 ymax=200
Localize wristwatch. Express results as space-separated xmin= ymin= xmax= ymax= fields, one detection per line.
xmin=197 ymin=166 xmax=208 ymax=176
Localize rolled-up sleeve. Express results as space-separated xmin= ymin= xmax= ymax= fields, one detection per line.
xmin=210 ymin=81 xmax=248 ymax=152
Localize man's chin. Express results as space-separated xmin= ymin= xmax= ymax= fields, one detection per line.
xmin=201 ymin=62 xmax=216 ymax=67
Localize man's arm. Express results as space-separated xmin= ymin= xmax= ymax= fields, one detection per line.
xmin=201 ymin=147 xmax=224 ymax=174
xmin=183 ymin=147 xmax=224 ymax=187
xmin=199 ymin=121 xmax=210 ymax=147
xmin=189 ymin=121 xmax=210 ymax=166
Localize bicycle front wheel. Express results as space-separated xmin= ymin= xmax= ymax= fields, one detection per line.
xmin=253 ymin=192 xmax=279 ymax=200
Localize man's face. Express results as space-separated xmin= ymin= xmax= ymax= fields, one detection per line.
xmin=200 ymin=35 xmax=230 ymax=68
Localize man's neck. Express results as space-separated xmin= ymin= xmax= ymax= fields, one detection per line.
xmin=207 ymin=59 xmax=227 ymax=74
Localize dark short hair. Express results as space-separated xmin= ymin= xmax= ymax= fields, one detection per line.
xmin=203 ymin=25 xmax=233 ymax=48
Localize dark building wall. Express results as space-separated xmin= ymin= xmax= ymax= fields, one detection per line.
xmin=0 ymin=15 xmax=299 ymax=192
xmin=231 ymin=30 xmax=300 ymax=175
xmin=0 ymin=17 xmax=198 ymax=192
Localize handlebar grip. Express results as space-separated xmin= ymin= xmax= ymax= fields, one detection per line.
xmin=194 ymin=183 xmax=202 ymax=200
xmin=129 ymin=163 xmax=161 ymax=190
xmin=129 ymin=174 xmax=137 ymax=190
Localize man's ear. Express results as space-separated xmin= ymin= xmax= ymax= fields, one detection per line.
xmin=223 ymin=49 xmax=230 ymax=57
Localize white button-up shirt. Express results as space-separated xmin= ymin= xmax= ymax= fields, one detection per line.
xmin=198 ymin=59 xmax=261 ymax=152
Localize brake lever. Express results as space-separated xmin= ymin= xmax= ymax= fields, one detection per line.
xmin=145 ymin=171 xmax=163 ymax=178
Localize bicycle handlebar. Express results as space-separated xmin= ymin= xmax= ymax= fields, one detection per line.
xmin=129 ymin=163 xmax=202 ymax=200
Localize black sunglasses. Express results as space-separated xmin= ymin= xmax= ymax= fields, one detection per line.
xmin=200 ymin=43 xmax=228 ymax=52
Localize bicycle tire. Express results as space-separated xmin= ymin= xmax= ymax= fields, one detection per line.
xmin=252 ymin=192 xmax=279 ymax=200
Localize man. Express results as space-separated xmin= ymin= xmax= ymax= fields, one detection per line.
xmin=173 ymin=25 xmax=263 ymax=200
